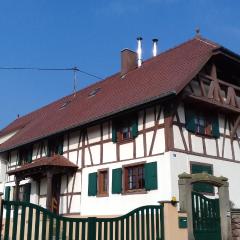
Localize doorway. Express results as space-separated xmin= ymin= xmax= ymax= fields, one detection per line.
xmin=52 ymin=174 xmax=61 ymax=214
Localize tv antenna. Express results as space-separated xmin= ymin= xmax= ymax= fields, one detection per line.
xmin=0 ymin=66 xmax=103 ymax=96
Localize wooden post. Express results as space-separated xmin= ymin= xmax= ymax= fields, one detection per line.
xmin=14 ymin=177 xmax=20 ymax=201
xmin=46 ymin=171 xmax=53 ymax=210
xmin=164 ymin=104 xmax=174 ymax=151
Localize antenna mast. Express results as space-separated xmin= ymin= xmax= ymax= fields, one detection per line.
xmin=73 ymin=66 xmax=78 ymax=97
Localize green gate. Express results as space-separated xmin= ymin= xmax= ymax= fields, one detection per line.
xmin=0 ymin=200 xmax=164 ymax=240
xmin=192 ymin=191 xmax=221 ymax=240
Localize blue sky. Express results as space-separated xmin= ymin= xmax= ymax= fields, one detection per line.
xmin=0 ymin=0 xmax=240 ymax=129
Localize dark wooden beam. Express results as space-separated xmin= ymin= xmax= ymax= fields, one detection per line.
xmin=199 ymin=73 xmax=240 ymax=92
xmin=46 ymin=170 xmax=53 ymax=211
xmin=231 ymin=115 xmax=240 ymax=140
xmin=185 ymin=95 xmax=240 ymax=114
xmin=14 ymin=177 xmax=20 ymax=201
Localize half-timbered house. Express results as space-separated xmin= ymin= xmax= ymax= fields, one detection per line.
xmin=1 ymin=35 xmax=240 ymax=217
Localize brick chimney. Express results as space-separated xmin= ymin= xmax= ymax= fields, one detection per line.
xmin=121 ymin=49 xmax=137 ymax=76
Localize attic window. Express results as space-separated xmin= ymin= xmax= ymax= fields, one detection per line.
xmin=59 ymin=100 xmax=71 ymax=110
xmin=88 ymin=88 xmax=101 ymax=97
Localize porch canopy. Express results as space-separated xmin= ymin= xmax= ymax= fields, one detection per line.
xmin=8 ymin=155 xmax=78 ymax=210
xmin=8 ymin=154 xmax=78 ymax=179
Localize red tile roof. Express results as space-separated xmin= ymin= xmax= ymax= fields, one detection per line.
xmin=0 ymin=37 xmax=219 ymax=152
xmin=7 ymin=155 xmax=78 ymax=175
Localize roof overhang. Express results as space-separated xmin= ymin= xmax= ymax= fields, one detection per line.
xmin=8 ymin=155 xmax=78 ymax=180
xmin=0 ymin=91 xmax=176 ymax=153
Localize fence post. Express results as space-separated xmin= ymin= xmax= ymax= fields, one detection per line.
xmin=88 ymin=217 xmax=97 ymax=239
xmin=159 ymin=201 xmax=188 ymax=240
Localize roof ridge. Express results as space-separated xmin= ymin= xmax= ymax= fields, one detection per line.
xmin=142 ymin=37 xmax=197 ymax=65
xmin=194 ymin=36 xmax=220 ymax=48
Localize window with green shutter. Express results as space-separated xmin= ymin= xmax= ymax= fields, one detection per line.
xmin=88 ymin=172 xmax=98 ymax=196
xmin=185 ymin=105 xmax=220 ymax=138
xmin=48 ymin=136 xmax=64 ymax=156
xmin=112 ymin=168 xmax=122 ymax=194
xmin=119 ymin=162 xmax=158 ymax=193
xmin=144 ymin=162 xmax=158 ymax=190
xmin=18 ymin=146 xmax=33 ymax=165
xmin=191 ymin=163 xmax=214 ymax=194
xmin=124 ymin=165 xmax=144 ymax=191
xmin=112 ymin=114 xmax=138 ymax=143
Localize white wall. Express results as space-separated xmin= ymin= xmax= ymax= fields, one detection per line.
xmin=0 ymin=153 xmax=8 ymax=193
xmin=169 ymin=151 xmax=240 ymax=208
xmin=80 ymin=153 xmax=172 ymax=216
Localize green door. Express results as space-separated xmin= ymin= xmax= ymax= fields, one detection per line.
xmin=192 ymin=191 xmax=221 ymax=240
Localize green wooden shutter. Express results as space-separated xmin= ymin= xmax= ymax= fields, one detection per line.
xmin=191 ymin=164 xmax=214 ymax=193
xmin=17 ymin=152 xmax=22 ymax=166
xmin=27 ymin=148 xmax=33 ymax=163
xmin=112 ymin=121 xmax=117 ymax=143
xmin=23 ymin=183 xmax=31 ymax=202
xmin=212 ymin=115 xmax=220 ymax=138
xmin=4 ymin=186 xmax=10 ymax=201
xmin=131 ymin=116 xmax=138 ymax=138
xmin=185 ymin=107 xmax=196 ymax=133
xmin=144 ymin=162 xmax=158 ymax=190
xmin=112 ymin=168 xmax=122 ymax=194
xmin=88 ymin=172 xmax=97 ymax=196
xmin=57 ymin=142 xmax=64 ymax=155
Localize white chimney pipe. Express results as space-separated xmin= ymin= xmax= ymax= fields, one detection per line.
xmin=152 ymin=38 xmax=158 ymax=57
xmin=137 ymin=37 xmax=143 ymax=67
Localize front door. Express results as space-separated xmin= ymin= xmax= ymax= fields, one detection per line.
xmin=52 ymin=174 xmax=61 ymax=214
xmin=192 ymin=191 xmax=221 ymax=240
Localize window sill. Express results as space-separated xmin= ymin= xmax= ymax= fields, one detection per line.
xmin=192 ymin=132 xmax=217 ymax=139
xmin=117 ymin=138 xmax=134 ymax=144
xmin=122 ymin=189 xmax=147 ymax=195
xmin=97 ymin=193 xmax=109 ymax=198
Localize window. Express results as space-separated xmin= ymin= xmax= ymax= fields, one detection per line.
xmin=88 ymin=169 xmax=109 ymax=197
xmin=185 ymin=106 xmax=220 ymax=138
xmin=194 ymin=113 xmax=212 ymax=135
xmin=124 ymin=164 xmax=145 ymax=191
xmin=18 ymin=147 xmax=33 ymax=165
xmin=13 ymin=183 xmax=31 ymax=202
xmin=98 ymin=169 xmax=109 ymax=196
xmin=118 ymin=123 xmax=132 ymax=141
xmin=48 ymin=136 xmax=64 ymax=156
xmin=112 ymin=115 xmax=138 ymax=143
xmin=190 ymin=163 xmax=214 ymax=194
xmin=112 ymin=162 xmax=158 ymax=194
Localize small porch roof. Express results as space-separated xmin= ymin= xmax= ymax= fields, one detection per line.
xmin=8 ymin=155 xmax=78 ymax=180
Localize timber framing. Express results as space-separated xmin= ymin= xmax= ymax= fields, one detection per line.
xmin=3 ymin=36 xmax=240 ymax=216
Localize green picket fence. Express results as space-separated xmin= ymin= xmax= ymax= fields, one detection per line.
xmin=0 ymin=200 xmax=164 ymax=240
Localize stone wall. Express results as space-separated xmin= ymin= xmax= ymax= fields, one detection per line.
xmin=232 ymin=209 xmax=240 ymax=240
